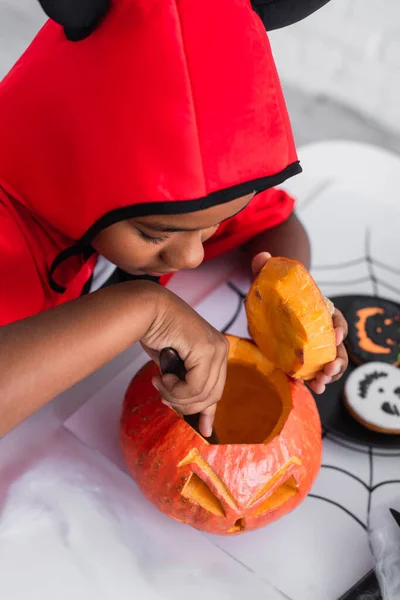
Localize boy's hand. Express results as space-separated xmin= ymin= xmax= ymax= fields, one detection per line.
xmin=307 ymin=308 xmax=348 ymax=394
xmin=141 ymin=288 xmax=229 ymax=438
xmin=251 ymin=252 xmax=348 ymax=394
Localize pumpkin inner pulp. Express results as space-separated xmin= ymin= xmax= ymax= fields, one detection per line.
xmin=212 ymin=360 xmax=292 ymax=444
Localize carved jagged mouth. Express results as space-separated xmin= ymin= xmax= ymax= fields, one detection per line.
xmin=381 ymin=401 xmax=400 ymax=416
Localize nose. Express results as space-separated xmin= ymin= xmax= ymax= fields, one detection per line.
xmin=162 ymin=233 xmax=205 ymax=271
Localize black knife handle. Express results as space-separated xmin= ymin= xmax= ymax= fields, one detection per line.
xmin=159 ymin=348 xmax=219 ymax=444
xmin=160 ymin=347 xmax=187 ymax=382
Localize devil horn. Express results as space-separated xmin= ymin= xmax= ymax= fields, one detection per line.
xmin=37 ymin=0 xmax=110 ymax=41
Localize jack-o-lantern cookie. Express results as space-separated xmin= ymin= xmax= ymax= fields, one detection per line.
xmin=346 ymin=297 xmax=400 ymax=365
xmin=344 ymin=362 xmax=400 ymax=434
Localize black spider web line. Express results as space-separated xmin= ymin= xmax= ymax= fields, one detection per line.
xmin=372 ymin=258 xmax=400 ymax=277
xmin=226 ymin=281 xmax=246 ymax=299
xmin=370 ymin=479 xmax=400 ymax=492
xmin=308 ymin=494 xmax=368 ymax=531
xmin=367 ymin=447 xmax=373 ymax=531
xmin=297 ymin=178 xmax=334 ymax=212
xmin=312 ymin=257 xmax=366 ymax=271
xmin=316 ymin=277 xmax=372 ymax=287
xmin=375 ymin=278 xmax=400 ymax=297
xmin=313 ymin=227 xmax=400 ymax=300
xmin=314 ymin=254 xmax=400 ymax=281
xmin=365 ymin=228 xmax=378 ymax=297
xmin=222 ymin=283 xmax=244 ymax=334
xmin=320 ymin=464 xmax=370 ymax=490
xmin=210 ymin=541 xmax=294 ymax=600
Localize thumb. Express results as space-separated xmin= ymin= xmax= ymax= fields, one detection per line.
xmin=251 ymin=252 xmax=271 ymax=280
xmin=199 ymin=404 xmax=217 ymax=438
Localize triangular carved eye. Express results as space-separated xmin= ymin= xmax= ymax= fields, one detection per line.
xmin=253 ymin=476 xmax=298 ymax=516
xmin=181 ymin=473 xmax=225 ymax=516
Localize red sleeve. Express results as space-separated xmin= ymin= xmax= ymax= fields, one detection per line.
xmin=203 ymin=187 xmax=295 ymax=261
xmin=0 ymin=208 xmax=45 ymax=326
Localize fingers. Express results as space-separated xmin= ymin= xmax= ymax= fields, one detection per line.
xmin=308 ymin=342 xmax=349 ymax=395
xmin=152 ymin=335 xmax=228 ymax=418
xmin=307 ymin=372 xmax=329 ymax=395
xmin=328 ymin=343 xmax=348 ymax=382
xmin=251 ymin=252 xmax=271 ymax=280
xmin=333 ymin=308 xmax=348 ymax=345
xmin=199 ymin=405 xmax=217 ymax=438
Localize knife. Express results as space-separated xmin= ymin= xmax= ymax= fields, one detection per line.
xmin=159 ymin=347 xmax=219 ymax=444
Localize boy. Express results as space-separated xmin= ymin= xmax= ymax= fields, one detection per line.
xmin=0 ymin=0 xmax=347 ymax=438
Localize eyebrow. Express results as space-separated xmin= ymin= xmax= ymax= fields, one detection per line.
xmin=135 ymin=220 xmax=202 ymax=233
xmin=134 ymin=200 xmax=252 ymax=233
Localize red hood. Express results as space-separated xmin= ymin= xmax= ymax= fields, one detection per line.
xmin=0 ymin=0 xmax=299 ymax=247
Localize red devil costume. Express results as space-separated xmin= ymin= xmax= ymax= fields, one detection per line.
xmin=0 ymin=0 xmax=330 ymax=326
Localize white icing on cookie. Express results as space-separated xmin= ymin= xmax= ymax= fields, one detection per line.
xmin=344 ymin=362 xmax=400 ymax=433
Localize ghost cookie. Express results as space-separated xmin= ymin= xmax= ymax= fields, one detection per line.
xmin=346 ymin=297 xmax=400 ymax=365
xmin=344 ymin=362 xmax=400 ymax=434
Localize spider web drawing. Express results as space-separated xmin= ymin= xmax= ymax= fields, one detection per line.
xmin=205 ymin=230 xmax=400 ymax=599
xmin=312 ymin=228 xmax=400 ymax=301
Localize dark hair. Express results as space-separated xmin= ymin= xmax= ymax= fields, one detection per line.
xmin=358 ymin=370 xmax=388 ymax=399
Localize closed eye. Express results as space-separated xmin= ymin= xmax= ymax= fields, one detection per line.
xmin=138 ymin=230 xmax=167 ymax=244
xmin=394 ymin=387 xmax=400 ymax=397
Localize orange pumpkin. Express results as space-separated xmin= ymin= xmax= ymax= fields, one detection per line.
xmin=120 ymin=258 xmax=335 ymax=535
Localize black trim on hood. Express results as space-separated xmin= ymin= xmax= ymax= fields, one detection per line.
xmin=49 ymin=161 xmax=302 ymax=293
xmin=49 ymin=244 xmax=94 ymax=293
xmin=80 ymin=161 xmax=302 ymax=245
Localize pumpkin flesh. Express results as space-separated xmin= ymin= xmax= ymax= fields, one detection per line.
xmin=246 ymin=257 xmax=336 ymax=380
xmin=213 ymin=337 xmax=292 ymax=444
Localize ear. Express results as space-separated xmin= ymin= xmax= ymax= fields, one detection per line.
xmin=38 ymin=0 xmax=110 ymax=41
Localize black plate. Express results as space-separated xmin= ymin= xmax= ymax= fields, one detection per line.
xmin=314 ymin=295 xmax=400 ymax=449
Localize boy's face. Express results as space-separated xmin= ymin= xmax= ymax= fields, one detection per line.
xmin=92 ymin=193 xmax=254 ymax=276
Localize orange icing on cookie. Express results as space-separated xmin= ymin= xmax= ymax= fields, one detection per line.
xmin=355 ymin=307 xmax=391 ymax=355
xmin=386 ymin=338 xmax=395 ymax=346
xmin=384 ymin=318 xmax=393 ymax=326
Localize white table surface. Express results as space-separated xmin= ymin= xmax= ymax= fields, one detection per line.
xmin=2 ymin=141 xmax=400 ymax=600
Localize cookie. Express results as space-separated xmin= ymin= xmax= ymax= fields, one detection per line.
xmin=346 ymin=297 xmax=400 ymax=365
xmin=344 ymin=362 xmax=400 ymax=434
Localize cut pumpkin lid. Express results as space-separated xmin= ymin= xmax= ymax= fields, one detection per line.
xmin=245 ymin=257 xmax=336 ymax=380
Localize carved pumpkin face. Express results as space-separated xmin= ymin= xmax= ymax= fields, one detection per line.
xmin=347 ymin=298 xmax=400 ymax=365
xmin=120 ymin=258 xmax=333 ymax=534
xmin=120 ymin=338 xmax=322 ymax=535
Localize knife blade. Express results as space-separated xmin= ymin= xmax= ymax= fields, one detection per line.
xmin=159 ymin=347 xmax=219 ymax=444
